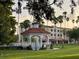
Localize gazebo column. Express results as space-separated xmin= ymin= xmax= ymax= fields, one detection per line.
xmin=47 ymin=35 xmax=50 ymax=49
xmin=28 ymin=35 xmax=31 ymax=45
xmin=21 ymin=35 xmax=24 ymax=46
xmin=56 ymin=40 xmax=58 ymax=44
xmin=30 ymin=35 xmax=35 ymax=51
xmin=40 ymin=36 xmax=43 ymax=48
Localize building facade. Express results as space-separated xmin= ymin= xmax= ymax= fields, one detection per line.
xmin=41 ymin=25 xmax=69 ymax=44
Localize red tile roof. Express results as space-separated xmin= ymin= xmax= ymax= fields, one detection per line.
xmin=21 ymin=28 xmax=50 ymax=35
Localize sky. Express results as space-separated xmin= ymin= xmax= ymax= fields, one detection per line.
xmin=12 ymin=0 xmax=79 ymax=28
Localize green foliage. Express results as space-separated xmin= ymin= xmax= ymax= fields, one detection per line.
xmin=23 ymin=36 xmax=29 ymax=42
xmin=67 ymin=28 xmax=79 ymax=41
xmin=76 ymin=16 xmax=79 ymax=23
xmin=63 ymin=12 xmax=67 ymax=18
xmin=31 ymin=36 xmax=36 ymax=42
xmin=20 ymin=20 xmax=30 ymax=29
xmin=57 ymin=15 xmax=63 ymax=23
xmin=51 ymin=16 xmax=58 ymax=24
xmin=0 ymin=0 xmax=16 ymax=45
xmin=25 ymin=0 xmax=55 ymax=23
xmin=72 ymin=19 xmax=75 ymax=23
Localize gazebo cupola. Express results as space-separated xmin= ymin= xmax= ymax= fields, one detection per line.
xmin=31 ymin=22 xmax=39 ymax=28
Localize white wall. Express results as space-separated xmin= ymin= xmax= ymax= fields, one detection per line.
xmin=44 ymin=26 xmax=69 ymax=40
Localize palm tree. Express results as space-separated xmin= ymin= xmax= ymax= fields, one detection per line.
xmin=63 ymin=11 xmax=68 ymax=27
xmin=66 ymin=17 xmax=69 ymax=28
xmin=13 ymin=0 xmax=22 ymax=43
xmin=62 ymin=12 xmax=67 ymax=43
xmin=72 ymin=19 xmax=75 ymax=27
xmin=50 ymin=16 xmax=58 ymax=48
xmin=57 ymin=15 xmax=63 ymax=29
xmin=63 ymin=11 xmax=67 ymax=27
xmin=57 ymin=15 xmax=63 ymax=39
xmin=57 ymin=15 xmax=64 ymax=48
xmin=65 ymin=17 xmax=69 ymax=44
xmin=51 ymin=16 xmax=58 ymax=43
xmin=57 ymin=15 xmax=63 ymax=35
xmin=76 ymin=16 xmax=79 ymax=27
xmin=63 ymin=12 xmax=67 ymax=18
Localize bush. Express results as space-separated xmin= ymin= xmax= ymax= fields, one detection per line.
xmin=0 ymin=46 xmax=23 ymax=50
xmin=26 ymin=45 xmax=32 ymax=50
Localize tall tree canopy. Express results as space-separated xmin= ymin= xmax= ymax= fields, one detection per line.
xmin=0 ymin=0 xmax=17 ymax=44
xmin=17 ymin=0 xmax=79 ymax=24
xmin=21 ymin=0 xmax=55 ymax=23
xmin=67 ymin=28 xmax=79 ymax=42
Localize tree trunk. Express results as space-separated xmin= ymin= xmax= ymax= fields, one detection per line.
xmin=60 ymin=23 xmax=64 ymax=48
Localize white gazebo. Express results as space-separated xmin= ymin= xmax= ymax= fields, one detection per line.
xmin=21 ymin=23 xmax=50 ymax=50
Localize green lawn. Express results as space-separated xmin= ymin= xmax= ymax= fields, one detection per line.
xmin=0 ymin=44 xmax=79 ymax=59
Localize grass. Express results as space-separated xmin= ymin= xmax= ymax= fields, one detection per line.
xmin=0 ymin=44 xmax=79 ymax=59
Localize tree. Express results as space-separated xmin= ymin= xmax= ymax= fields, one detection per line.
xmin=19 ymin=0 xmax=79 ymax=24
xmin=22 ymin=0 xmax=55 ymax=23
xmin=66 ymin=17 xmax=69 ymax=27
xmin=57 ymin=15 xmax=63 ymax=29
xmin=63 ymin=12 xmax=67 ymax=18
xmin=67 ymin=28 xmax=79 ymax=43
xmin=57 ymin=15 xmax=64 ymax=48
xmin=76 ymin=16 xmax=79 ymax=27
xmin=63 ymin=11 xmax=67 ymax=27
xmin=0 ymin=0 xmax=17 ymax=45
xmin=57 ymin=15 xmax=63 ymax=37
xmin=20 ymin=20 xmax=30 ymax=29
xmin=51 ymin=16 xmax=58 ymax=40
xmin=72 ymin=19 xmax=75 ymax=27
xmin=62 ymin=11 xmax=68 ymax=41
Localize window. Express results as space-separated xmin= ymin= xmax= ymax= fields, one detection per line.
xmin=58 ymin=30 xmax=59 ymax=32
xmin=60 ymin=34 xmax=62 ymax=37
xmin=51 ymin=34 xmax=53 ymax=36
xmin=58 ymin=34 xmax=59 ymax=36
xmin=60 ymin=30 xmax=62 ymax=32
xmin=54 ymin=34 xmax=56 ymax=36
xmin=54 ymin=29 xmax=56 ymax=32
xmin=51 ymin=29 xmax=53 ymax=32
